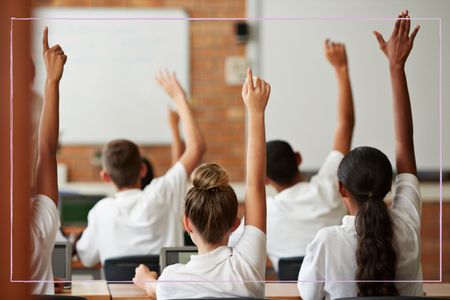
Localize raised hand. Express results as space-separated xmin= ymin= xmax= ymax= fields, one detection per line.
xmin=155 ymin=70 xmax=187 ymax=102
xmin=43 ymin=27 xmax=67 ymax=82
xmin=373 ymin=10 xmax=420 ymax=67
xmin=241 ymin=68 xmax=270 ymax=114
xmin=324 ymin=39 xmax=348 ymax=69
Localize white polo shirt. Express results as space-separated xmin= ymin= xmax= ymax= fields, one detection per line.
xmin=30 ymin=194 xmax=60 ymax=294
xmin=76 ymin=162 xmax=187 ymax=266
xmin=266 ymin=151 xmax=347 ymax=270
xmin=298 ymin=173 xmax=423 ymax=300
xmin=156 ymin=225 xmax=266 ymax=299
xmin=229 ymin=151 xmax=347 ymax=271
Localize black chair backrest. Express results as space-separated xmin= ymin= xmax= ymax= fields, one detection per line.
xmin=104 ymin=254 xmax=160 ymax=282
xmin=34 ymin=296 xmax=87 ymax=300
xmin=277 ymin=256 xmax=304 ymax=281
xmin=336 ymin=297 xmax=442 ymax=300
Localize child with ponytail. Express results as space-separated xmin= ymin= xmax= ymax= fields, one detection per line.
xmin=298 ymin=10 xmax=423 ymax=299
xmin=133 ymin=68 xmax=271 ymax=299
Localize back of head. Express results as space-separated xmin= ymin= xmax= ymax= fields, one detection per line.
xmin=102 ymin=139 xmax=142 ymax=189
xmin=140 ymin=157 xmax=154 ymax=189
xmin=337 ymin=146 xmax=398 ymax=296
xmin=185 ymin=163 xmax=238 ymax=244
xmin=266 ymin=140 xmax=298 ymax=184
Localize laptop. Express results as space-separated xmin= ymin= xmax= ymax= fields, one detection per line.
xmin=160 ymin=246 xmax=198 ymax=270
xmin=52 ymin=240 xmax=72 ymax=288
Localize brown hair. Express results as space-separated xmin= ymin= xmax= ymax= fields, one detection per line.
xmin=185 ymin=163 xmax=238 ymax=244
xmin=102 ymin=139 xmax=142 ymax=189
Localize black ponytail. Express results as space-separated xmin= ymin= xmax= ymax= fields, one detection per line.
xmin=338 ymin=146 xmax=398 ymax=297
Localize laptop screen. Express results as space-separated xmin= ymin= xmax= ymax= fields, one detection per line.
xmin=160 ymin=246 xmax=198 ymax=270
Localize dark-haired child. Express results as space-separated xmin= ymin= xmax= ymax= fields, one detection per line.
xmin=298 ymin=10 xmax=422 ymax=299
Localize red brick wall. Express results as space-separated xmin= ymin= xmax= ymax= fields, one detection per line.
xmin=33 ymin=0 xmax=247 ymax=182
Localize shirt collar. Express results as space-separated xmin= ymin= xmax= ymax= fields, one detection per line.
xmin=342 ymin=215 xmax=356 ymax=228
xmin=275 ymin=181 xmax=307 ymax=199
xmin=114 ymin=188 xmax=142 ymax=198
xmin=188 ymin=246 xmax=231 ymax=268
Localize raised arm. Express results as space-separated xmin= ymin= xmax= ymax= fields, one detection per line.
xmin=155 ymin=71 xmax=206 ymax=175
xmin=242 ymin=68 xmax=271 ymax=233
xmin=324 ymin=40 xmax=355 ymax=155
xmin=35 ymin=27 xmax=67 ymax=204
xmin=374 ymin=10 xmax=419 ymax=175
xmin=167 ymin=108 xmax=185 ymax=165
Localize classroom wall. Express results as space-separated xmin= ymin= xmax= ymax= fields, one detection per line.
xmin=32 ymin=0 xmax=247 ymax=182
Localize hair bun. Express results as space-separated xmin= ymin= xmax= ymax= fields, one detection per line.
xmin=192 ymin=163 xmax=230 ymax=190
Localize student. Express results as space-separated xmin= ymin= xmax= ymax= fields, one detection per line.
xmin=133 ymin=68 xmax=271 ymax=299
xmin=230 ymin=40 xmax=354 ymax=271
xmin=76 ymin=71 xmax=206 ymax=267
xmin=298 ymin=10 xmax=422 ymax=299
xmin=31 ymin=27 xmax=67 ymax=294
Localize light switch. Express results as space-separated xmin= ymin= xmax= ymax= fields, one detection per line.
xmin=225 ymin=56 xmax=250 ymax=85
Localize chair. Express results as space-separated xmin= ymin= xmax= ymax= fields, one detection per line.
xmin=103 ymin=254 xmax=160 ymax=282
xmin=336 ymin=297 xmax=442 ymax=300
xmin=33 ymin=296 xmax=87 ymax=300
xmin=277 ymin=256 xmax=304 ymax=281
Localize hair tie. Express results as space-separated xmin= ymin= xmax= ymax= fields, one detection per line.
xmin=194 ymin=186 xmax=222 ymax=192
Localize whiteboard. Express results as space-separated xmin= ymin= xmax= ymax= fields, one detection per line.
xmin=31 ymin=8 xmax=189 ymax=144
xmin=257 ymin=0 xmax=449 ymax=171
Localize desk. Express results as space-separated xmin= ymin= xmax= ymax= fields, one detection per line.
xmin=265 ymin=283 xmax=300 ymax=299
xmin=108 ymin=283 xmax=300 ymax=300
xmin=424 ymin=283 xmax=450 ymax=299
xmin=109 ymin=284 xmax=152 ymax=300
xmin=58 ymin=280 xmax=110 ymax=300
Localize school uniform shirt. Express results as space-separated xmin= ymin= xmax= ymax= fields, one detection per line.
xmin=30 ymin=194 xmax=60 ymax=294
xmin=76 ymin=162 xmax=187 ymax=266
xmin=229 ymin=150 xmax=347 ymax=271
xmin=298 ymin=173 xmax=423 ymax=300
xmin=156 ymin=225 xmax=266 ymax=299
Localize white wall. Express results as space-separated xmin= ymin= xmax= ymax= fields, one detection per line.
xmin=32 ymin=8 xmax=189 ymax=145
xmin=250 ymin=0 xmax=449 ymax=171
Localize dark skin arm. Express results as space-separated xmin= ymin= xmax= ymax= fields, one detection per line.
xmin=374 ymin=10 xmax=420 ymax=175
xmin=35 ymin=27 xmax=67 ymax=204
xmin=324 ymin=39 xmax=355 ymax=155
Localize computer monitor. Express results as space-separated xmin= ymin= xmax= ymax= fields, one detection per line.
xmin=52 ymin=240 xmax=72 ymax=286
xmin=59 ymin=194 xmax=105 ymax=226
xmin=160 ymin=246 xmax=198 ymax=270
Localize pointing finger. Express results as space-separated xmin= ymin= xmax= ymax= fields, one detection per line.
xmin=43 ymin=26 xmax=49 ymax=53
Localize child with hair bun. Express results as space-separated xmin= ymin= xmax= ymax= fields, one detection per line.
xmin=133 ymin=68 xmax=271 ymax=299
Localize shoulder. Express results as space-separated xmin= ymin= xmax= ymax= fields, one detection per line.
xmin=32 ymin=194 xmax=58 ymax=214
xmin=159 ymin=263 xmax=186 ymax=280
xmin=392 ymin=173 xmax=421 ymax=224
xmin=144 ymin=162 xmax=187 ymax=191
xmin=88 ymin=197 xmax=114 ymax=216
xmin=309 ymin=224 xmax=345 ymax=252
